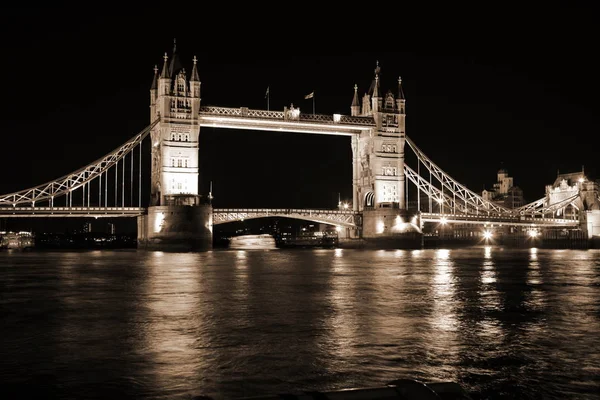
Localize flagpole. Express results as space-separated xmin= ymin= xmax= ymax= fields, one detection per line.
xmin=265 ymin=86 xmax=270 ymax=111
xmin=313 ymin=92 xmax=315 ymax=115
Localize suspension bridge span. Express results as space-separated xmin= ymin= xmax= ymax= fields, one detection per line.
xmin=1 ymin=45 xmax=598 ymax=250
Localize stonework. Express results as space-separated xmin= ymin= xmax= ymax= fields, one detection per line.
xmin=351 ymin=65 xmax=406 ymax=213
xmin=141 ymin=43 xmax=212 ymax=251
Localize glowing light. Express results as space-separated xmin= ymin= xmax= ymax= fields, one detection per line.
xmin=436 ymin=198 xmax=444 ymax=204
xmin=154 ymin=212 xmax=165 ymax=233
xmin=440 ymin=217 xmax=448 ymax=225
xmin=528 ymin=229 xmax=539 ymax=238
xmin=335 ymin=226 xmax=342 ymax=232
xmin=376 ymin=221 xmax=385 ymax=234
xmin=483 ymin=230 xmax=493 ymax=239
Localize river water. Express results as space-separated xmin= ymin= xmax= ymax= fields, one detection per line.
xmin=1 ymin=245 xmax=599 ymax=399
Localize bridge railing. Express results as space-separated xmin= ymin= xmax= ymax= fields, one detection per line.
xmin=213 ymin=208 xmax=359 ymax=215
xmin=199 ymin=106 xmax=375 ymax=126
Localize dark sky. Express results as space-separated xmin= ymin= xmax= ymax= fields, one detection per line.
xmin=0 ymin=4 xmax=598 ymax=210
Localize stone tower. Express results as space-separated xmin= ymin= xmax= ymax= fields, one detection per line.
xmin=351 ymin=62 xmax=419 ymax=247
xmin=138 ymin=40 xmax=212 ymax=251
xmin=351 ymin=62 xmax=406 ymax=210
xmin=149 ymin=40 xmax=201 ymax=206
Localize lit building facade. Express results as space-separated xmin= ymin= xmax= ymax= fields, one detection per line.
xmin=149 ymin=41 xmax=201 ymax=206
xmin=351 ymin=62 xmax=406 ymax=210
xmin=482 ymin=168 xmax=524 ymax=209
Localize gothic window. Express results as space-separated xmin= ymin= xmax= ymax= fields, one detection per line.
xmin=184 ymin=133 xmax=189 ymax=141
xmin=170 ymin=133 xmax=176 ymax=141
xmin=171 ymin=158 xmax=175 ymax=167
xmin=177 ymin=159 xmax=182 ymax=167
xmin=365 ymin=192 xmax=374 ymax=207
xmin=385 ymin=92 xmax=395 ymax=109
xmin=392 ymin=145 xmax=397 ymax=153
xmin=184 ymin=159 xmax=188 ymax=168
xmin=177 ymin=77 xmax=185 ymax=94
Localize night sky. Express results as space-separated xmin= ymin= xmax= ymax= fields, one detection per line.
xmin=1 ymin=5 xmax=598 ymax=211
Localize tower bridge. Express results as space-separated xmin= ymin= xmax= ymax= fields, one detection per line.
xmin=1 ymin=43 xmax=599 ymax=249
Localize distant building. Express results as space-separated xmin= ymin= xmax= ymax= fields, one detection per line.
xmin=482 ymin=168 xmax=524 ymax=209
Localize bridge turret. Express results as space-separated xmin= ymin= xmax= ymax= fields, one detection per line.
xmin=396 ymin=76 xmax=405 ymax=114
xmin=157 ymin=52 xmax=171 ymax=119
xmin=190 ymin=55 xmax=201 ymax=115
xmin=150 ymin=65 xmax=158 ymax=120
xmin=371 ymin=62 xmax=382 ymax=114
xmin=350 ymin=83 xmax=360 ymax=116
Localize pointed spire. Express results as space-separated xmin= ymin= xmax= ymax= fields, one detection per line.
xmin=150 ymin=65 xmax=158 ymax=90
xmin=397 ymin=76 xmax=405 ymax=100
xmin=190 ymin=55 xmax=200 ymax=82
xmin=168 ymin=37 xmax=183 ymax=77
xmin=370 ymin=60 xmax=381 ymax=98
xmin=160 ymin=52 xmax=169 ymax=78
xmin=351 ymin=83 xmax=359 ymax=107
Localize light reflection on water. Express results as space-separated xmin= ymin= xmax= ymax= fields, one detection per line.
xmin=1 ymin=247 xmax=599 ymax=399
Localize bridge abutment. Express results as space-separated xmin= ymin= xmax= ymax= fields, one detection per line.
xmin=361 ymin=207 xmax=422 ymax=248
xmin=137 ymin=205 xmax=213 ymax=251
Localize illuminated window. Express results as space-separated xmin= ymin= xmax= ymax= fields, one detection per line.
xmin=177 ymin=76 xmax=185 ymax=93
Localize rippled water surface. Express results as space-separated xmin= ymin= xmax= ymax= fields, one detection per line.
xmin=1 ymin=246 xmax=599 ymax=399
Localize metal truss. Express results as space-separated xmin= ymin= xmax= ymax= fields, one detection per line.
xmin=213 ymin=208 xmax=359 ymax=227
xmin=0 ymin=119 xmax=159 ymax=206
xmin=405 ymin=165 xmax=459 ymax=212
xmin=405 ymin=136 xmax=513 ymax=216
xmin=515 ymin=192 xmax=580 ymax=217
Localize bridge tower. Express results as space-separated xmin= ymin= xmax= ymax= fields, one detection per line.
xmin=351 ymin=63 xmax=420 ymax=246
xmin=137 ymin=40 xmax=213 ymax=250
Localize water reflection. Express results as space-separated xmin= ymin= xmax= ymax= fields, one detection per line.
xmin=1 ymin=249 xmax=600 ymax=399
xmin=142 ymin=253 xmax=205 ymax=395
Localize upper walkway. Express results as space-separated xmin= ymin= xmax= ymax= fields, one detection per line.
xmin=199 ymin=106 xmax=375 ymax=136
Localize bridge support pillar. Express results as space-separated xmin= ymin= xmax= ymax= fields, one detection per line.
xmin=583 ymin=210 xmax=600 ymax=245
xmin=137 ymin=205 xmax=213 ymax=251
xmin=361 ymin=207 xmax=422 ymax=249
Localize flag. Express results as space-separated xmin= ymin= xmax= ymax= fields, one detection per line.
xmin=304 ymin=91 xmax=314 ymax=99
xmin=265 ymin=86 xmax=269 ymax=98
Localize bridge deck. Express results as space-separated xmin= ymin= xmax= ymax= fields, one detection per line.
xmin=0 ymin=207 xmax=145 ymax=217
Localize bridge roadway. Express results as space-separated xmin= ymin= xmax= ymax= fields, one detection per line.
xmin=0 ymin=207 xmax=579 ymax=228
xmin=0 ymin=206 xmax=146 ymax=217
